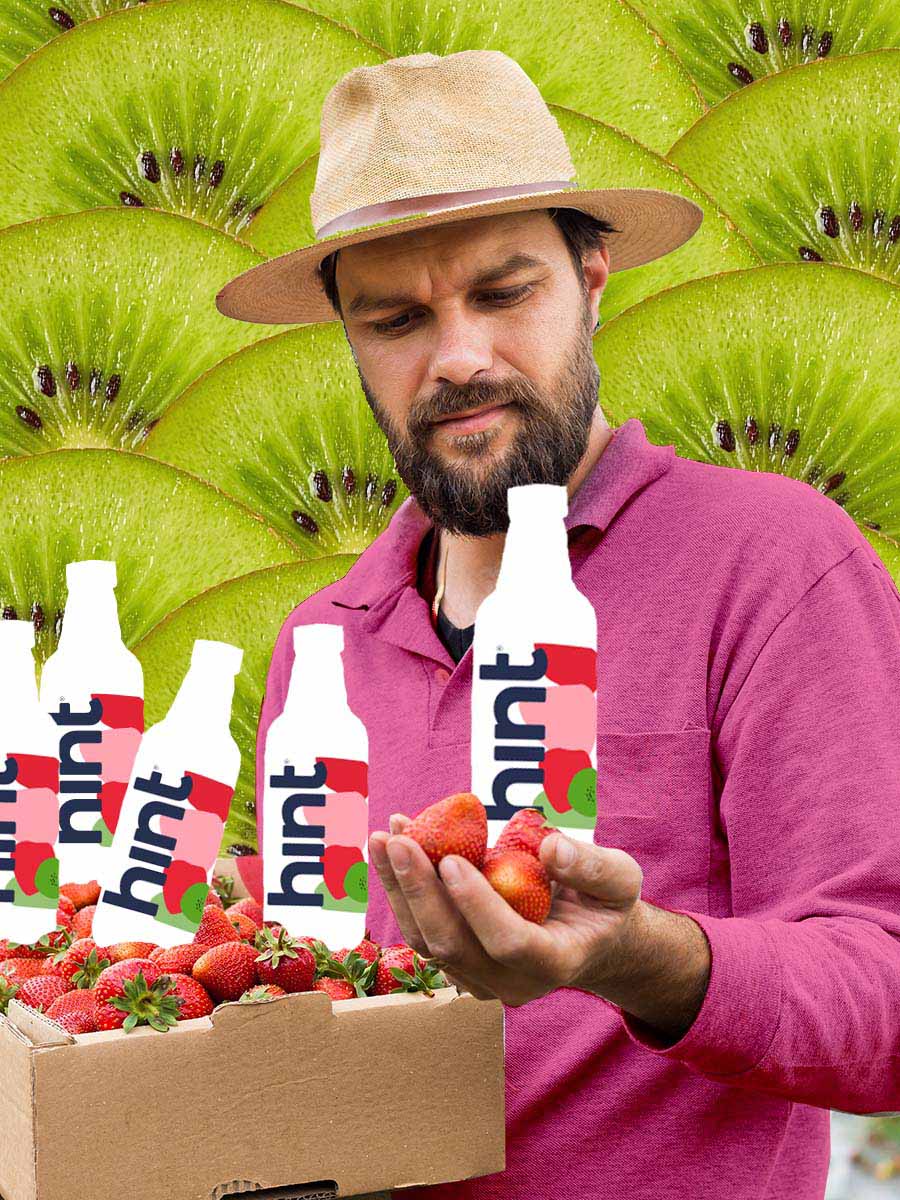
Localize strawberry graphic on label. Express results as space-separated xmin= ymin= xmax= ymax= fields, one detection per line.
xmin=535 ymin=643 xmax=597 ymax=691
xmin=99 ymin=780 xmax=128 ymax=838
xmin=322 ymin=845 xmax=364 ymax=900
xmin=541 ymin=748 xmax=592 ymax=813
xmin=11 ymin=753 xmax=58 ymax=790
xmin=316 ymin=758 xmax=368 ymax=797
xmin=185 ymin=771 xmax=233 ymax=822
xmin=162 ymin=858 xmax=208 ymax=919
xmin=13 ymin=841 xmax=57 ymax=898
xmin=93 ymin=693 xmax=144 ymax=731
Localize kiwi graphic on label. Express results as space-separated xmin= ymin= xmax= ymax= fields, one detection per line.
xmin=133 ymin=557 xmax=357 ymax=854
xmin=144 ymin=323 xmax=407 ymax=556
xmin=0 ymin=0 xmax=383 ymax=230
xmin=0 ymin=450 xmax=299 ymax=663
xmin=0 ymin=209 xmax=288 ymax=456
xmin=294 ymin=0 xmax=704 ymax=153
xmin=250 ymin=107 xmax=759 ymax=325
xmin=668 ymin=51 xmax=900 ymax=282
xmin=593 ymin=262 xmax=900 ymax=568
xmin=625 ymin=0 xmax=900 ymax=106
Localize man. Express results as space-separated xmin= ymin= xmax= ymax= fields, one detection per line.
xmin=218 ymin=49 xmax=900 ymax=1200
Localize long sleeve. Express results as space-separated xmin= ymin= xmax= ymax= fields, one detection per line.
xmin=617 ymin=544 xmax=900 ymax=1114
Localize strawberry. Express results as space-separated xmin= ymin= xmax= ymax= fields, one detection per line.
xmin=481 ymin=848 xmax=552 ymax=924
xmin=106 ymin=941 xmax=159 ymax=964
xmin=39 ymin=955 xmax=67 ymax=976
xmin=239 ymin=983 xmax=286 ymax=1002
xmin=210 ymin=873 xmax=234 ymax=907
xmin=0 ymin=938 xmax=47 ymax=960
xmin=55 ymin=905 xmax=74 ymax=932
xmin=295 ymin=936 xmax=336 ymax=979
xmin=56 ymin=893 xmax=76 ymax=920
xmin=371 ymin=947 xmax=446 ymax=997
xmin=52 ymin=939 xmax=111 ymax=989
xmin=495 ymin=808 xmax=553 ymax=859
xmin=59 ymin=881 xmax=100 ymax=910
xmin=0 ymin=957 xmax=47 ymax=982
xmin=192 ymin=943 xmax=259 ymax=1003
xmin=204 ymin=890 xmax=224 ymax=909
xmin=54 ymin=1008 xmax=97 ymax=1035
xmin=314 ymin=977 xmax=356 ymax=1000
xmin=149 ymin=943 xmax=206 ymax=975
xmin=95 ymin=958 xmax=162 ymax=1006
xmin=227 ymin=897 xmax=263 ymax=927
xmin=17 ymin=975 xmax=70 ymax=1011
xmin=401 ymin=792 xmax=487 ymax=868
xmin=45 ymin=988 xmax=99 ymax=1028
xmin=192 ymin=904 xmax=241 ymax=949
xmin=253 ymin=928 xmax=315 ymax=994
xmin=95 ymin=971 xmax=180 ymax=1033
xmin=71 ymin=905 xmax=96 ymax=940
xmin=161 ymin=973 xmax=214 ymax=1020
xmin=227 ymin=911 xmax=259 ymax=942
xmin=346 ymin=937 xmax=380 ymax=966
xmin=0 ymin=974 xmax=19 ymax=1014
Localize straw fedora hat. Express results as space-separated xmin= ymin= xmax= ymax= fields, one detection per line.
xmin=215 ymin=49 xmax=704 ymax=326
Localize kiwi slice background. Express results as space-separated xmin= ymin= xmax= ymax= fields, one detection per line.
xmin=668 ymin=51 xmax=900 ymax=283
xmin=625 ymin=0 xmax=900 ymax=106
xmin=593 ymin=262 xmax=900 ymax=560
xmin=143 ymin=323 xmax=408 ymax=556
xmin=0 ymin=450 xmax=299 ymax=664
xmin=0 ymin=0 xmax=383 ymax=232
xmin=250 ymin=107 xmax=760 ymax=324
xmin=295 ymin=0 xmax=705 ymax=153
xmin=0 ymin=208 xmax=288 ymax=456
xmin=0 ymin=0 xmax=130 ymax=81
xmin=133 ymin=558 xmax=357 ymax=854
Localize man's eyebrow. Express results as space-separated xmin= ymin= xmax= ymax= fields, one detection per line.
xmin=345 ymin=253 xmax=547 ymax=319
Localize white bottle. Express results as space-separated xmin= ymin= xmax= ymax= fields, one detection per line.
xmin=471 ymin=484 xmax=599 ymax=849
xmin=38 ymin=560 xmax=144 ymax=889
xmin=0 ymin=621 xmax=62 ymax=943
xmin=262 ymin=623 xmax=369 ymax=946
xmin=92 ymin=640 xmax=243 ymax=949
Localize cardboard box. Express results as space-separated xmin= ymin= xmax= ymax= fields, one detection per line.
xmin=0 ymin=858 xmax=506 ymax=1200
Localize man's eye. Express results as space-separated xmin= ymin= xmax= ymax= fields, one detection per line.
xmin=371 ymin=285 xmax=532 ymax=335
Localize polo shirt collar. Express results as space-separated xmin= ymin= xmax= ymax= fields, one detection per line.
xmin=328 ymin=417 xmax=674 ymax=638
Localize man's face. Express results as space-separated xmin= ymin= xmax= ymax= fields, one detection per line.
xmin=335 ymin=210 xmax=609 ymax=536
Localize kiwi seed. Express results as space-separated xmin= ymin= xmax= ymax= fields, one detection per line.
xmin=48 ymin=8 xmax=75 ymax=31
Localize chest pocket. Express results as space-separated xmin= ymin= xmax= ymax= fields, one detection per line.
xmin=594 ymin=728 xmax=713 ymax=915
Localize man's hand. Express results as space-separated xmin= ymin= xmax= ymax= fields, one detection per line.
xmin=368 ymin=815 xmax=711 ymax=1042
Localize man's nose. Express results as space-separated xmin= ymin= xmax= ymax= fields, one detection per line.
xmin=428 ymin=307 xmax=494 ymax=387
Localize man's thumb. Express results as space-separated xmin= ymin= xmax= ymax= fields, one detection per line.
xmin=543 ymin=831 xmax=643 ymax=907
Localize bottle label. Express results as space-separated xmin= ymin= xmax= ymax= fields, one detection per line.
xmin=0 ymin=752 xmax=60 ymax=936
xmin=475 ymin=641 xmax=597 ymax=832
xmin=49 ymin=693 xmax=144 ymax=880
xmin=263 ymin=756 xmax=369 ymax=936
xmin=95 ymin=763 xmax=233 ymax=943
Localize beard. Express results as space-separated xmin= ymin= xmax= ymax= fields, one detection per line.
xmin=355 ymin=299 xmax=600 ymax=537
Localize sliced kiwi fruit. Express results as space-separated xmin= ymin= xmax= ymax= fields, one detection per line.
xmin=593 ymin=262 xmax=900 ymax=572
xmin=668 ymin=51 xmax=900 ymax=283
xmin=133 ymin=557 xmax=357 ymax=855
xmin=251 ymin=108 xmax=760 ymax=324
xmin=294 ymin=0 xmax=704 ymax=153
xmin=0 ymin=449 xmax=299 ymax=665
xmin=0 ymin=208 xmax=289 ymax=456
xmin=0 ymin=0 xmax=383 ymax=231
xmin=143 ymin=322 xmax=407 ymax=557
xmin=0 ymin=0 xmax=131 ymax=82
xmin=626 ymin=0 xmax=900 ymax=106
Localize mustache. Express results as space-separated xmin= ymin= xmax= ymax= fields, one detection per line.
xmin=411 ymin=379 xmax=536 ymax=432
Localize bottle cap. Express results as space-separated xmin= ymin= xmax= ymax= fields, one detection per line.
xmin=190 ymin=638 xmax=243 ymax=676
xmin=0 ymin=619 xmax=35 ymax=650
xmin=507 ymin=483 xmax=568 ymax=521
xmin=293 ymin=623 xmax=344 ymax=658
xmin=66 ymin=559 xmax=117 ymax=590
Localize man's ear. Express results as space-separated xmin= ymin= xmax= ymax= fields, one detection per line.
xmin=584 ymin=243 xmax=610 ymax=330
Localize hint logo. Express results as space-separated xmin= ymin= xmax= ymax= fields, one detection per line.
xmin=50 ymin=698 xmax=104 ymax=846
xmin=266 ymin=760 xmax=327 ymax=909
xmin=0 ymin=756 xmax=19 ymax=905
xmin=101 ymin=767 xmax=191 ymax=917
xmin=478 ymin=647 xmax=548 ymax=819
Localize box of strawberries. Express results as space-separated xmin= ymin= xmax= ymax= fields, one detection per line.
xmin=0 ymin=855 xmax=505 ymax=1200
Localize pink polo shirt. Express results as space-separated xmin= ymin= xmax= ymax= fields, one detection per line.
xmin=255 ymin=417 xmax=900 ymax=1199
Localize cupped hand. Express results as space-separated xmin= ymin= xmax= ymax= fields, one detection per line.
xmin=367 ymin=813 xmax=645 ymax=1006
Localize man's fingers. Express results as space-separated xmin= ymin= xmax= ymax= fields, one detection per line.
xmin=368 ymin=831 xmax=429 ymax=954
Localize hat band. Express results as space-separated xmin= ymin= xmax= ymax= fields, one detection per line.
xmin=315 ymin=179 xmax=576 ymax=238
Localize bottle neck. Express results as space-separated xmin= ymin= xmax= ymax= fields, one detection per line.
xmin=283 ymin=643 xmax=349 ymax=718
xmin=57 ymin=583 xmax=122 ymax=651
xmin=496 ymin=515 xmax=572 ymax=592
xmin=165 ymin=663 xmax=236 ymax=734
xmin=0 ymin=647 xmax=40 ymax=718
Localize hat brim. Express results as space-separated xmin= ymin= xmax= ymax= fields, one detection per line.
xmin=215 ymin=185 xmax=704 ymax=326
